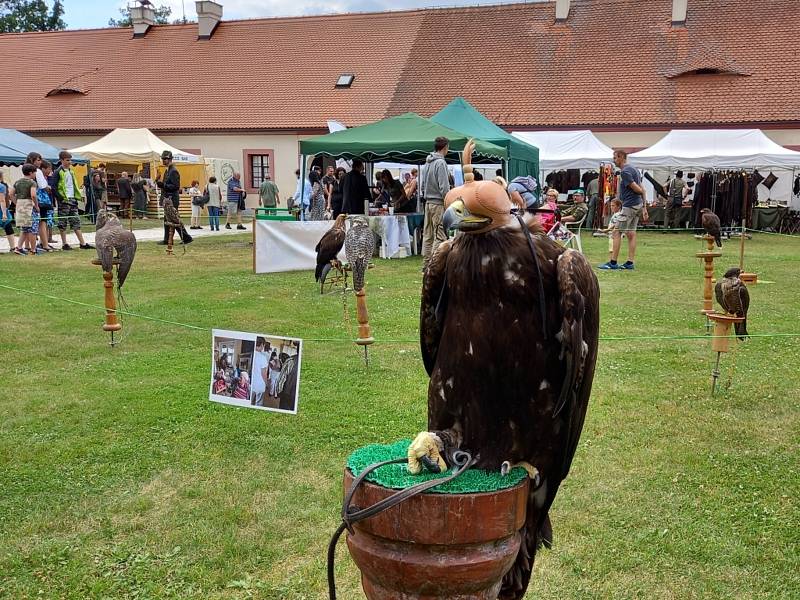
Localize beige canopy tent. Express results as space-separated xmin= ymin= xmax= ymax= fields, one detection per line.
xmin=69 ymin=128 xmax=202 ymax=164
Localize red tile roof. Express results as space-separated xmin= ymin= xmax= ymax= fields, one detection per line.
xmin=0 ymin=0 xmax=797 ymax=134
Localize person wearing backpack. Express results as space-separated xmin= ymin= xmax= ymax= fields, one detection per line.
xmin=506 ymin=175 xmax=541 ymax=211
xmin=665 ymin=170 xmax=685 ymax=231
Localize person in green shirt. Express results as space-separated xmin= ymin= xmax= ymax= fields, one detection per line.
xmin=561 ymin=188 xmax=589 ymax=223
xmin=258 ymin=176 xmax=280 ymax=215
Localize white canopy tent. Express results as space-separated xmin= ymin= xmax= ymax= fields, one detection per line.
xmin=511 ymin=130 xmax=613 ymax=170
xmin=629 ymin=129 xmax=800 ymax=169
xmin=70 ymin=128 xmax=201 ymax=164
xmin=630 ymin=129 xmax=800 ymax=208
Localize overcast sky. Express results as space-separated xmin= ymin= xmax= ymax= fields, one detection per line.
xmin=64 ymin=0 xmax=522 ymax=29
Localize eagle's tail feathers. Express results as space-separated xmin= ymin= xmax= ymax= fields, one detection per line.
xmin=735 ymin=319 xmax=748 ymax=340
xmin=715 ymin=234 xmax=722 ymax=247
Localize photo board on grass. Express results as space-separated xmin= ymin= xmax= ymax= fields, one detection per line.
xmin=210 ymin=329 xmax=302 ymax=414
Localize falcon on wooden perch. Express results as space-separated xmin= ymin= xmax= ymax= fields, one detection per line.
xmin=415 ymin=139 xmax=600 ymax=600
xmin=701 ymin=208 xmax=722 ymax=247
xmin=715 ymin=267 xmax=750 ymax=340
xmin=95 ymin=211 xmax=137 ymax=289
xmin=162 ymin=198 xmax=192 ymax=247
xmin=345 ymin=216 xmax=375 ymax=292
xmin=315 ymin=213 xmax=347 ymax=283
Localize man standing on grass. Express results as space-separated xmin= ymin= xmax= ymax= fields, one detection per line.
xmin=225 ymin=171 xmax=246 ymax=230
xmin=421 ymin=136 xmax=451 ymax=271
xmin=258 ymin=175 xmax=279 ymax=215
xmin=53 ymin=151 xmax=93 ymax=251
xmin=156 ymin=150 xmax=184 ymax=244
xmin=599 ymin=149 xmax=648 ymax=270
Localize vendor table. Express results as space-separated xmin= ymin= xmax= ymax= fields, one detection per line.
xmin=643 ymin=206 xmax=693 ymax=228
xmin=254 ymin=215 xmax=421 ymax=274
xmin=751 ymin=206 xmax=786 ymax=231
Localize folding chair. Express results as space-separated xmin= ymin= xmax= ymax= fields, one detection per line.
xmin=564 ymin=213 xmax=587 ymax=253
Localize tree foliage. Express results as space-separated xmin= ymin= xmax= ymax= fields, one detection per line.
xmin=0 ymin=0 xmax=65 ymax=33
xmin=108 ymin=4 xmax=173 ymax=27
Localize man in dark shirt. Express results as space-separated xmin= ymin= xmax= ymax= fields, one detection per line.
xmin=156 ymin=150 xmax=187 ymax=244
xmin=599 ymin=150 xmax=648 ymax=270
xmin=116 ymin=171 xmax=133 ymax=218
xmin=342 ymin=159 xmax=371 ymax=215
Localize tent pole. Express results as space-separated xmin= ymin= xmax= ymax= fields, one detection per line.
xmin=299 ymin=154 xmax=305 ymax=221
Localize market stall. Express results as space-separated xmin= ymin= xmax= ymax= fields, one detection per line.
xmin=629 ymin=129 xmax=800 ymax=228
xmin=70 ymin=128 xmax=204 ymax=218
xmin=512 ymin=130 xmax=614 ymax=226
xmin=431 ymin=97 xmax=539 ymax=180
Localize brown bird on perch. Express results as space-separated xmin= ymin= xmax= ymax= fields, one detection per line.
xmin=701 ymin=208 xmax=722 ymax=247
xmin=715 ymin=267 xmax=750 ymax=340
xmin=416 ymin=139 xmax=600 ymax=600
xmin=95 ymin=211 xmax=137 ymax=289
xmin=315 ymin=213 xmax=347 ymax=283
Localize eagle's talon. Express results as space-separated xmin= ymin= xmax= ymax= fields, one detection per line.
xmin=407 ymin=432 xmax=447 ymax=475
xmin=501 ymin=460 xmax=540 ymax=485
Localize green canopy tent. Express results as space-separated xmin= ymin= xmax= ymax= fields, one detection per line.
xmin=430 ymin=97 xmax=539 ymax=181
xmin=298 ymin=113 xmax=508 ymax=164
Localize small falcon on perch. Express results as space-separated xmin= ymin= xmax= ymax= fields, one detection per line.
xmin=315 ymin=213 xmax=347 ymax=283
xmin=701 ymin=208 xmax=722 ymax=247
xmin=95 ymin=211 xmax=137 ymax=289
xmin=715 ymin=267 xmax=750 ymax=339
xmin=345 ymin=216 xmax=375 ymax=292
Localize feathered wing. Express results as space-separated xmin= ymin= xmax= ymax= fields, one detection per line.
xmin=419 ymin=240 xmax=452 ymax=377
xmin=553 ymin=248 xmax=600 ymax=479
xmin=715 ymin=279 xmax=727 ymax=313
xmin=116 ymin=233 xmax=137 ymax=289
xmin=729 ymin=280 xmax=750 ymax=339
xmin=315 ymin=228 xmax=345 ymax=281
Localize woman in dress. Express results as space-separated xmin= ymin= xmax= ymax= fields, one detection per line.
xmin=268 ymin=351 xmax=282 ymax=398
xmin=131 ymin=172 xmax=149 ymax=219
xmin=308 ymin=170 xmax=325 ymax=220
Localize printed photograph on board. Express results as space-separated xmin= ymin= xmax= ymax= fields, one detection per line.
xmin=210 ymin=329 xmax=302 ymax=414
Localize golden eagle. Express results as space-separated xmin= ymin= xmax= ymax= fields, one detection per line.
xmin=701 ymin=208 xmax=722 ymax=247
xmin=715 ymin=267 xmax=750 ymax=339
xmin=419 ymin=145 xmax=599 ymax=600
xmin=315 ymin=213 xmax=347 ymax=282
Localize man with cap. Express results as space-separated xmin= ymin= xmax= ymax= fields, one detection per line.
xmin=560 ymin=188 xmax=589 ymax=223
xmin=156 ymin=150 xmax=191 ymax=245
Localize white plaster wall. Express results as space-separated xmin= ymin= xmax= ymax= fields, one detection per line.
xmin=38 ymin=133 xmax=306 ymax=206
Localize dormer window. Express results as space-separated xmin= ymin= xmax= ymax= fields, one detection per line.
xmin=335 ymin=74 xmax=355 ymax=88
xmin=46 ymin=86 xmax=86 ymax=97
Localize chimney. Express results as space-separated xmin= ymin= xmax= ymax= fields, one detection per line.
xmin=196 ymin=1 xmax=223 ymax=39
xmin=672 ymin=0 xmax=688 ymax=25
xmin=130 ymin=4 xmax=156 ymax=38
xmin=555 ymin=0 xmax=571 ymax=22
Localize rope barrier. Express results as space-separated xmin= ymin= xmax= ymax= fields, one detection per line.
xmin=1 ymin=283 xmax=798 ymax=344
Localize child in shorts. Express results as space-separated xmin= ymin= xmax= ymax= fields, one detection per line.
xmin=597 ymin=199 xmax=624 ymax=261
xmin=36 ymin=160 xmax=55 ymax=252
xmin=13 ymin=163 xmax=38 ymax=255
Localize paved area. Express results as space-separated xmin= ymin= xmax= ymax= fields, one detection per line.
xmin=0 ymin=223 xmax=251 ymax=253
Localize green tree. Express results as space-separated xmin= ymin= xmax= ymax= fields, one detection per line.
xmin=108 ymin=3 xmax=173 ymax=27
xmin=0 ymin=0 xmax=65 ymax=33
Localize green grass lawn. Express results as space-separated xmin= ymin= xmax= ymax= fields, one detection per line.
xmin=0 ymin=231 xmax=798 ymax=599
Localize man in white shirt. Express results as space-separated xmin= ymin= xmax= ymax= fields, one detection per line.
xmin=250 ymin=337 xmax=270 ymax=406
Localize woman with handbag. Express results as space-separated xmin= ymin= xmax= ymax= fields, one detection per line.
xmin=188 ymin=180 xmax=203 ymax=229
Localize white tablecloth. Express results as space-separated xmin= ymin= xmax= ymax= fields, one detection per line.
xmin=254 ymin=216 xmax=415 ymax=274
xmin=255 ymin=220 xmax=346 ymax=273
xmin=368 ymin=215 xmax=412 ymax=259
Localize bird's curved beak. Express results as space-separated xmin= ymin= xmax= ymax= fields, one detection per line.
xmin=442 ymin=199 xmax=491 ymax=233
